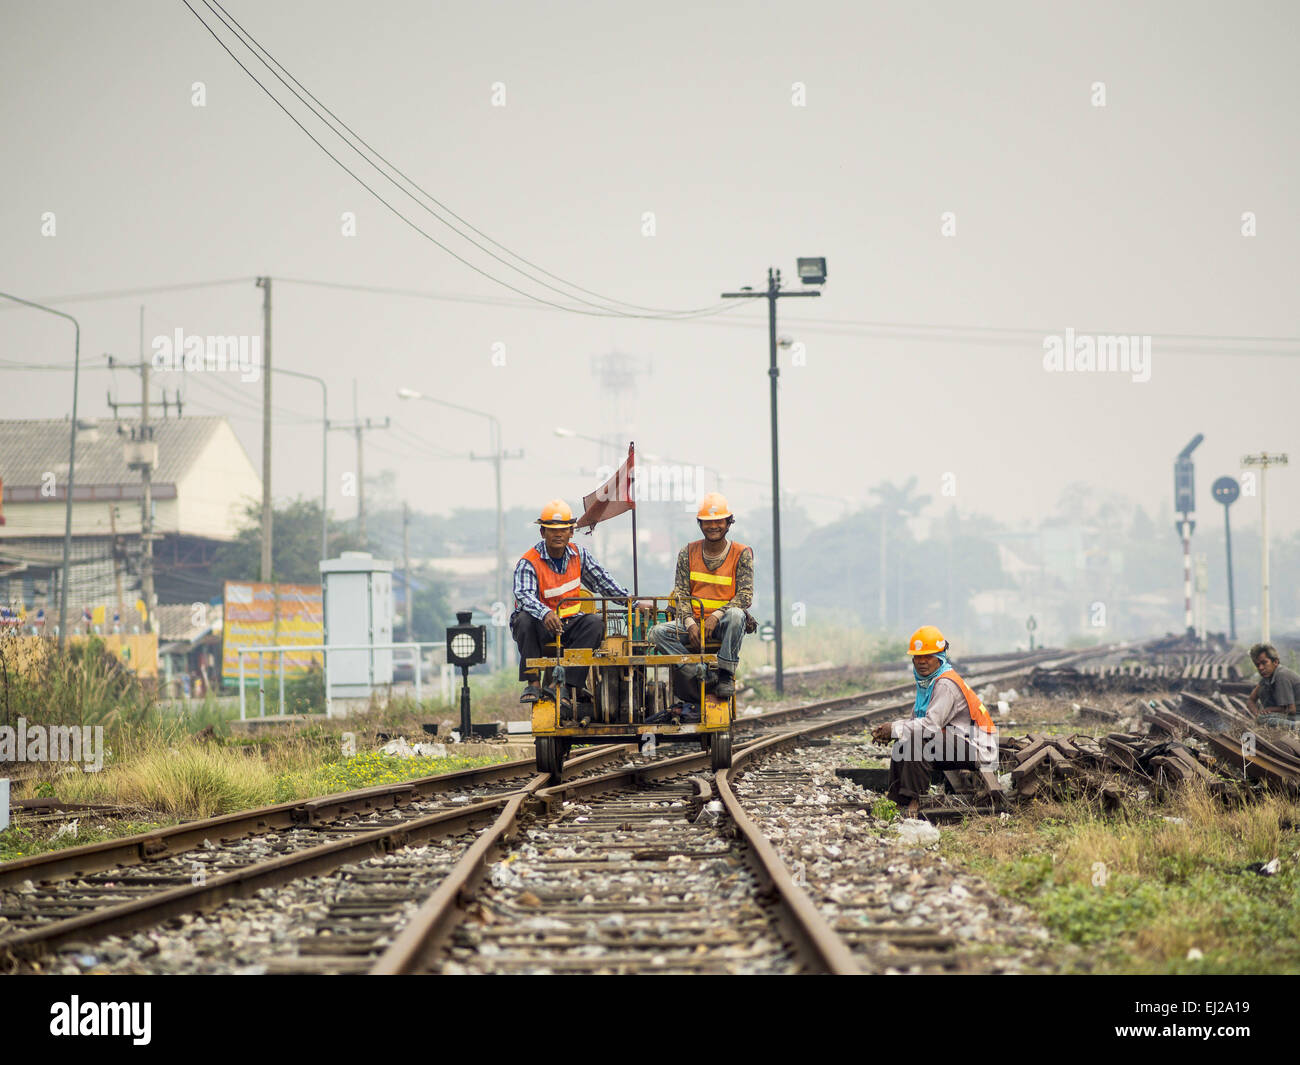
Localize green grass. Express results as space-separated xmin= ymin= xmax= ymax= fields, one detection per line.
xmin=0 ymin=819 xmax=166 ymax=863
xmin=942 ymin=786 xmax=1300 ymax=973
xmin=1 ymin=748 xmax=512 ymax=861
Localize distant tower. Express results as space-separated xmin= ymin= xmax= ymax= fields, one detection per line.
xmin=591 ymin=352 xmax=650 ymax=468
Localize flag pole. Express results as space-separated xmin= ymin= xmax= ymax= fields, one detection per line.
xmin=629 ymin=442 xmax=639 ymax=595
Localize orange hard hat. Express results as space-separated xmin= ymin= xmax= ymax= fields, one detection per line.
xmin=907 ymin=625 xmax=947 ymax=656
xmin=536 ymin=499 xmax=576 ymax=527
xmin=697 ymin=492 xmax=732 ymax=521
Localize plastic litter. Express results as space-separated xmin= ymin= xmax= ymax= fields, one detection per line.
xmin=894 ymin=818 xmax=940 ymax=845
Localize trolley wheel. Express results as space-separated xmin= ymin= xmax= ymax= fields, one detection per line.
xmin=709 ymin=729 xmax=732 ymax=772
xmin=535 ymin=737 xmax=564 ymax=784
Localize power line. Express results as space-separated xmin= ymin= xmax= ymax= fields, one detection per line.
xmin=180 ymin=1 xmax=733 ymax=321
xmin=201 ymin=0 xmax=730 ymax=320
xmin=0 ymin=278 xmax=254 ymax=312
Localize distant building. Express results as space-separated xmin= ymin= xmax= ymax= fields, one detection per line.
xmin=0 ymin=416 xmax=260 ymax=617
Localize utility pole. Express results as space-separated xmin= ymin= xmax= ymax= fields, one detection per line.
xmin=272 ymin=368 xmax=329 ymax=563
xmin=256 ymin=278 xmax=273 ymax=581
xmin=1241 ymin=452 xmax=1289 ymax=642
xmin=402 ymin=502 xmax=412 ymax=642
xmin=470 ymin=431 xmax=523 ymax=671
xmin=397 ymin=387 xmax=520 ymax=672
xmin=139 ymin=308 xmax=156 ymax=630
xmin=329 ymin=390 xmax=390 ymax=549
xmin=721 ymin=261 xmax=825 ymax=696
xmin=107 ymin=314 xmax=182 ymax=634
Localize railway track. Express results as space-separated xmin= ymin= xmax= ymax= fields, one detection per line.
xmin=0 ymin=645 xmax=1111 ymax=973
xmin=371 ymin=648 xmax=1110 ymax=975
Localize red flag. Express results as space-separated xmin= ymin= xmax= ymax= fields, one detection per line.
xmin=576 ymin=443 xmax=634 ymax=533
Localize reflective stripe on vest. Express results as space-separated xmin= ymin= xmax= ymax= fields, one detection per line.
xmin=944 ymin=669 xmax=998 ymax=734
xmin=687 ymin=540 xmax=749 ymax=618
xmin=522 ymin=545 xmax=584 ymax=617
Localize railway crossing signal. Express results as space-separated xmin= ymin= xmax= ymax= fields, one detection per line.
xmin=446 ymin=610 xmax=488 ymax=741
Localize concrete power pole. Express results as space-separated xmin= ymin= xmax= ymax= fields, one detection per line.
xmin=139 ymin=308 xmax=157 ymax=631
xmin=402 ymin=502 xmax=412 ymax=641
xmin=329 ymin=392 xmax=390 ymax=549
xmin=257 ymin=277 xmax=273 ymax=581
xmin=1241 ymin=452 xmax=1290 ymax=642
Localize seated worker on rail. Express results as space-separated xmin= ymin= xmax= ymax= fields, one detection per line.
xmin=1247 ymin=642 xmax=1300 ymax=729
xmin=870 ymin=625 xmax=999 ymax=818
xmin=511 ymin=498 xmax=637 ymax=707
xmin=649 ymin=492 xmax=756 ymax=699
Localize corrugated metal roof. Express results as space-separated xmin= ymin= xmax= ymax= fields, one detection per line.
xmin=0 ymin=417 xmax=227 ymax=488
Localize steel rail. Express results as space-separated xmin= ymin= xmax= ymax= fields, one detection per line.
xmin=0 ymin=794 xmax=511 ymax=960
xmin=0 ymin=646 xmax=1115 ymax=968
xmin=715 ymin=746 xmax=862 ymax=974
xmin=0 ymin=744 xmax=630 ymax=889
xmin=0 ymin=745 xmax=637 ymax=961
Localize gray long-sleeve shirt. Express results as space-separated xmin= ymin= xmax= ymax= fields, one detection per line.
xmin=889 ymin=676 xmax=998 ymax=766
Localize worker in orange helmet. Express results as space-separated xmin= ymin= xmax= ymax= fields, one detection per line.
xmin=870 ymin=625 xmax=999 ymax=818
xmin=649 ymin=492 xmax=756 ymax=699
xmin=511 ymin=498 xmax=633 ymax=706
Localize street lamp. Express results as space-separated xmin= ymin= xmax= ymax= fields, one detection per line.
xmin=721 ymin=260 xmax=826 ymax=696
xmin=1241 ymin=452 xmax=1289 ymax=642
xmin=0 ymin=290 xmax=80 ymax=651
xmin=398 ymin=387 xmax=521 ymax=670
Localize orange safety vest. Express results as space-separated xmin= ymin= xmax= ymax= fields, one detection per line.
xmin=521 ymin=544 xmax=584 ymax=618
xmin=687 ymin=540 xmax=750 ymax=620
xmin=941 ymin=669 xmax=999 ymax=734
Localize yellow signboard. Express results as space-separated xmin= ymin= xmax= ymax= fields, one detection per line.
xmin=221 ymin=581 xmax=324 ymax=680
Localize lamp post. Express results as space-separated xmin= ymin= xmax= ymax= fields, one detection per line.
xmin=274 ymin=368 xmax=328 ymax=562
xmin=398 ymin=388 xmax=520 ymax=670
xmin=721 ymin=259 xmax=826 ymax=696
xmin=1241 ymin=452 xmax=1289 ymax=642
xmin=0 ymin=291 xmax=80 ymax=651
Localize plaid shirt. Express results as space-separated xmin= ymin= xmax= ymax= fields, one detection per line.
xmin=512 ymin=541 xmax=629 ymax=623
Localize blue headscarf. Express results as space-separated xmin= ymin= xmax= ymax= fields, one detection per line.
xmin=912 ymin=651 xmax=954 ymax=718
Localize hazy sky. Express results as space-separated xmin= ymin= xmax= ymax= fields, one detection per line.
xmin=2 ymin=0 xmax=1296 ymax=544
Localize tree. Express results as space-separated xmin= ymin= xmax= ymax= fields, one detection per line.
xmin=210 ymin=498 xmax=364 ymax=585
xmin=871 ymin=477 xmax=932 ymax=626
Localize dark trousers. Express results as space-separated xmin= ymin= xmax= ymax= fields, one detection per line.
xmin=511 ymin=611 xmax=605 ymax=692
xmin=886 ymin=731 xmax=982 ymax=804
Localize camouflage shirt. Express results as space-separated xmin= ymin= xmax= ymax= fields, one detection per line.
xmin=670 ymin=540 xmax=754 ymax=618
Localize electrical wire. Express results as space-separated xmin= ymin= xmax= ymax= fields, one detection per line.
xmin=202 ymin=0 xmax=730 ymax=319
xmin=180 ymin=1 xmax=736 ymax=321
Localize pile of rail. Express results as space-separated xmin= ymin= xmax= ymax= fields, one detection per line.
xmin=1028 ymin=651 xmax=1244 ymax=696
xmin=1001 ymin=689 xmax=1300 ymax=804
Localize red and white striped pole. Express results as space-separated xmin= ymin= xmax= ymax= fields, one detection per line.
xmin=1181 ymin=519 xmax=1193 ymax=635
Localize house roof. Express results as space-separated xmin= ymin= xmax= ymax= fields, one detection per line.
xmin=0 ymin=416 xmax=232 ymax=488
